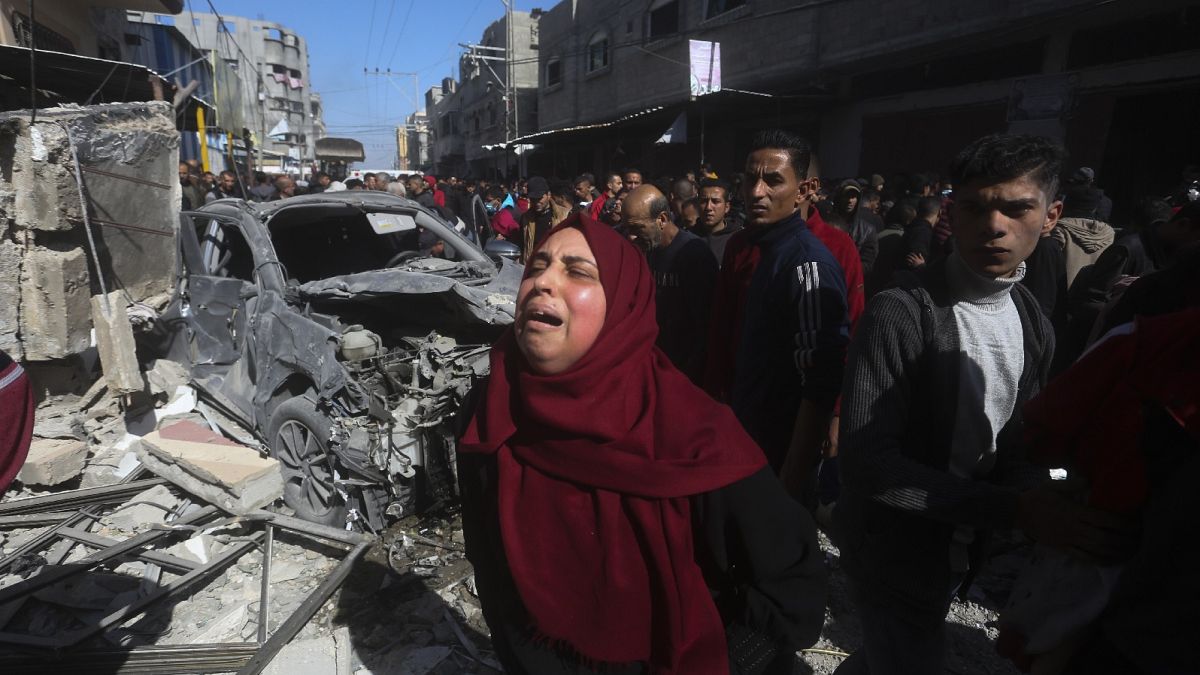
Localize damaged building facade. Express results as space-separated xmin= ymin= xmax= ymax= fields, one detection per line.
xmin=0 ymin=102 xmax=181 ymax=365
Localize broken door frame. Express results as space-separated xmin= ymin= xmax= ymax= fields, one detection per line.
xmin=0 ymin=478 xmax=374 ymax=673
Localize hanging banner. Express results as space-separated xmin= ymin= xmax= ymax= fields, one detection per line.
xmin=689 ymin=40 xmax=721 ymax=97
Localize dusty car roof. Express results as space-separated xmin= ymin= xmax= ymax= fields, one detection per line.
xmin=250 ymin=191 xmax=426 ymax=218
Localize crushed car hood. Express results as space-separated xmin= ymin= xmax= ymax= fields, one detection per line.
xmin=292 ymin=257 xmax=521 ymax=326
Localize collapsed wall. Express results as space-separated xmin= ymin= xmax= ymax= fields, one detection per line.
xmin=0 ymin=102 xmax=181 ymax=361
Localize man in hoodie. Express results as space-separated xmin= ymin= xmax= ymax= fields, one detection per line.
xmin=1052 ymin=182 xmax=1115 ymax=290
xmin=835 ymin=134 xmax=1128 ymax=674
xmin=826 ymin=180 xmax=879 ymax=275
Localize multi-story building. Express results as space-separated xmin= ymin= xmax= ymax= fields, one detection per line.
xmin=426 ymin=79 xmax=466 ymax=176
xmin=532 ymin=0 xmax=1200 ymax=217
xmin=404 ymin=110 xmax=430 ymax=173
xmin=131 ymin=10 xmax=325 ymax=175
xmin=425 ymin=9 xmax=541 ymax=180
xmin=0 ymin=0 xmax=179 ymax=60
xmin=0 ymin=2 xmax=217 ymax=164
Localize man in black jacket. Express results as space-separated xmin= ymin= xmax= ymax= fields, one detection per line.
xmin=834 ymin=134 xmax=1132 ymax=674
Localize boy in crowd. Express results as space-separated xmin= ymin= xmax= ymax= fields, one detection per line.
xmin=835 ymin=134 xmax=1133 ymax=674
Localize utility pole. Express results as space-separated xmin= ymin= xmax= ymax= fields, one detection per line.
xmin=463 ymin=0 xmax=516 ymax=178
xmin=366 ymin=69 xmax=422 ymax=168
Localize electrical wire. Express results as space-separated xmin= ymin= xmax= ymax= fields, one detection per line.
xmin=364 ymin=0 xmax=378 ymax=71
xmin=383 ymin=1 xmax=417 ymax=71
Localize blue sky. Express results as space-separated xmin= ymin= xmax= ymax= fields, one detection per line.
xmin=189 ymin=0 xmax=544 ymax=167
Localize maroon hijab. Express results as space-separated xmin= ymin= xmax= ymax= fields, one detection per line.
xmin=460 ymin=212 xmax=766 ymax=672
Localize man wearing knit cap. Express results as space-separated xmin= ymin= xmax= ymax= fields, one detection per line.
xmin=835 ymin=134 xmax=1135 ymax=674
xmin=519 ymin=177 xmax=568 ymax=261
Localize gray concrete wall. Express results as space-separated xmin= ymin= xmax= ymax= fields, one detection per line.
xmin=533 ymin=0 xmax=1147 ymax=132
xmin=0 ymin=102 xmax=180 ymax=362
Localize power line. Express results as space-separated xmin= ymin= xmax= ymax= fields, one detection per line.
xmin=363 ymin=0 xmax=378 ymax=71
xmin=373 ymin=0 xmax=398 ymax=67
xmin=383 ymin=1 xmax=417 ymax=71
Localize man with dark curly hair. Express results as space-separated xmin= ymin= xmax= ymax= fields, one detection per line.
xmin=835 ymin=134 xmax=1134 ymax=674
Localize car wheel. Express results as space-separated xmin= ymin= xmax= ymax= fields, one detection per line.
xmin=268 ymin=396 xmax=347 ymax=527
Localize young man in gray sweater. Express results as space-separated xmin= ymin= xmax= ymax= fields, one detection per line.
xmin=834 ymin=134 xmax=1135 ymax=674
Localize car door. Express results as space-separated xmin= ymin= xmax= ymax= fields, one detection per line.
xmin=177 ymin=211 xmax=261 ymax=421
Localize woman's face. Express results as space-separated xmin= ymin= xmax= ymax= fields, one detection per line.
xmin=515 ymin=227 xmax=607 ymax=375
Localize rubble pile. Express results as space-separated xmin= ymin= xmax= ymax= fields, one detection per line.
xmin=0 ymin=361 xmax=500 ymax=675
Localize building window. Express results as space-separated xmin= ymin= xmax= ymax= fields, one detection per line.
xmin=648 ymin=0 xmax=679 ymax=38
xmin=706 ymin=0 xmax=746 ymax=18
xmin=530 ymin=24 xmax=539 ymax=47
xmin=218 ymin=20 xmax=236 ymax=34
xmin=11 ymin=12 xmax=75 ymax=53
xmin=546 ymin=58 xmax=562 ymax=87
xmin=155 ymin=15 xmax=175 ymax=26
xmin=587 ymin=33 xmax=609 ymax=72
xmin=225 ymin=58 xmax=239 ymax=71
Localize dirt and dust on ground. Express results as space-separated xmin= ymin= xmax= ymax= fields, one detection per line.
xmin=1 ymin=359 xmax=1026 ymax=674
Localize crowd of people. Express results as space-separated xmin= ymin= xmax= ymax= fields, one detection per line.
xmin=14 ymin=132 xmax=1189 ymax=674
xmin=175 ymin=160 xmax=433 ymax=209
xmin=454 ymin=131 xmax=1199 ymax=674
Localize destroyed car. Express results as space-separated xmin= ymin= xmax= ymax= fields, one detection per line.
xmin=155 ymin=192 xmax=520 ymax=531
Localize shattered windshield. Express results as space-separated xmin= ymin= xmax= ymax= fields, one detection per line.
xmin=266 ymin=206 xmax=462 ymax=284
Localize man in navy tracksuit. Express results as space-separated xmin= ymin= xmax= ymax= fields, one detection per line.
xmin=707 ymin=130 xmax=849 ymax=481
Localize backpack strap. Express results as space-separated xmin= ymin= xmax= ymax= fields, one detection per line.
xmin=890 ymin=269 xmax=938 ymax=355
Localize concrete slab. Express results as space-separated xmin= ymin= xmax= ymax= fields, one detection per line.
xmin=134 ymin=421 xmax=283 ymax=515
xmin=91 ymin=291 xmax=142 ymax=394
xmin=16 ymin=437 xmax=88 ymax=486
xmin=262 ymin=636 xmax=338 ymax=675
xmin=106 ymin=484 xmax=180 ymax=533
xmin=19 ymin=247 xmax=91 ymax=361
xmin=0 ymin=241 xmax=22 ymax=360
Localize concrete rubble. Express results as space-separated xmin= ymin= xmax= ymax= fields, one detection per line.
xmin=0 ymin=354 xmax=501 ymax=675
xmin=0 ymin=102 xmax=180 ymax=362
xmin=134 ymin=421 xmax=284 ymax=515
xmin=15 ymin=438 xmax=89 ymax=487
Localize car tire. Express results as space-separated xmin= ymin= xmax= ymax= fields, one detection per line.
xmin=267 ymin=395 xmax=348 ymax=527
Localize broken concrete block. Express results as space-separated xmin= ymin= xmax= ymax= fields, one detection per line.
xmin=106 ymin=484 xmax=180 ymax=532
xmin=263 ymin=636 xmax=339 ymax=675
xmin=0 ymin=241 xmax=23 ymax=360
xmin=91 ymin=291 xmax=142 ymax=394
xmin=184 ymin=602 xmax=249 ymax=644
xmin=144 ymin=359 xmax=189 ymax=400
xmin=134 ymin=421 xmax=283 ymax=515
xmin=19 ymin=247 xmax=91 ymax=360
xmin=16 ymin=438 xmax=88 ymax=486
